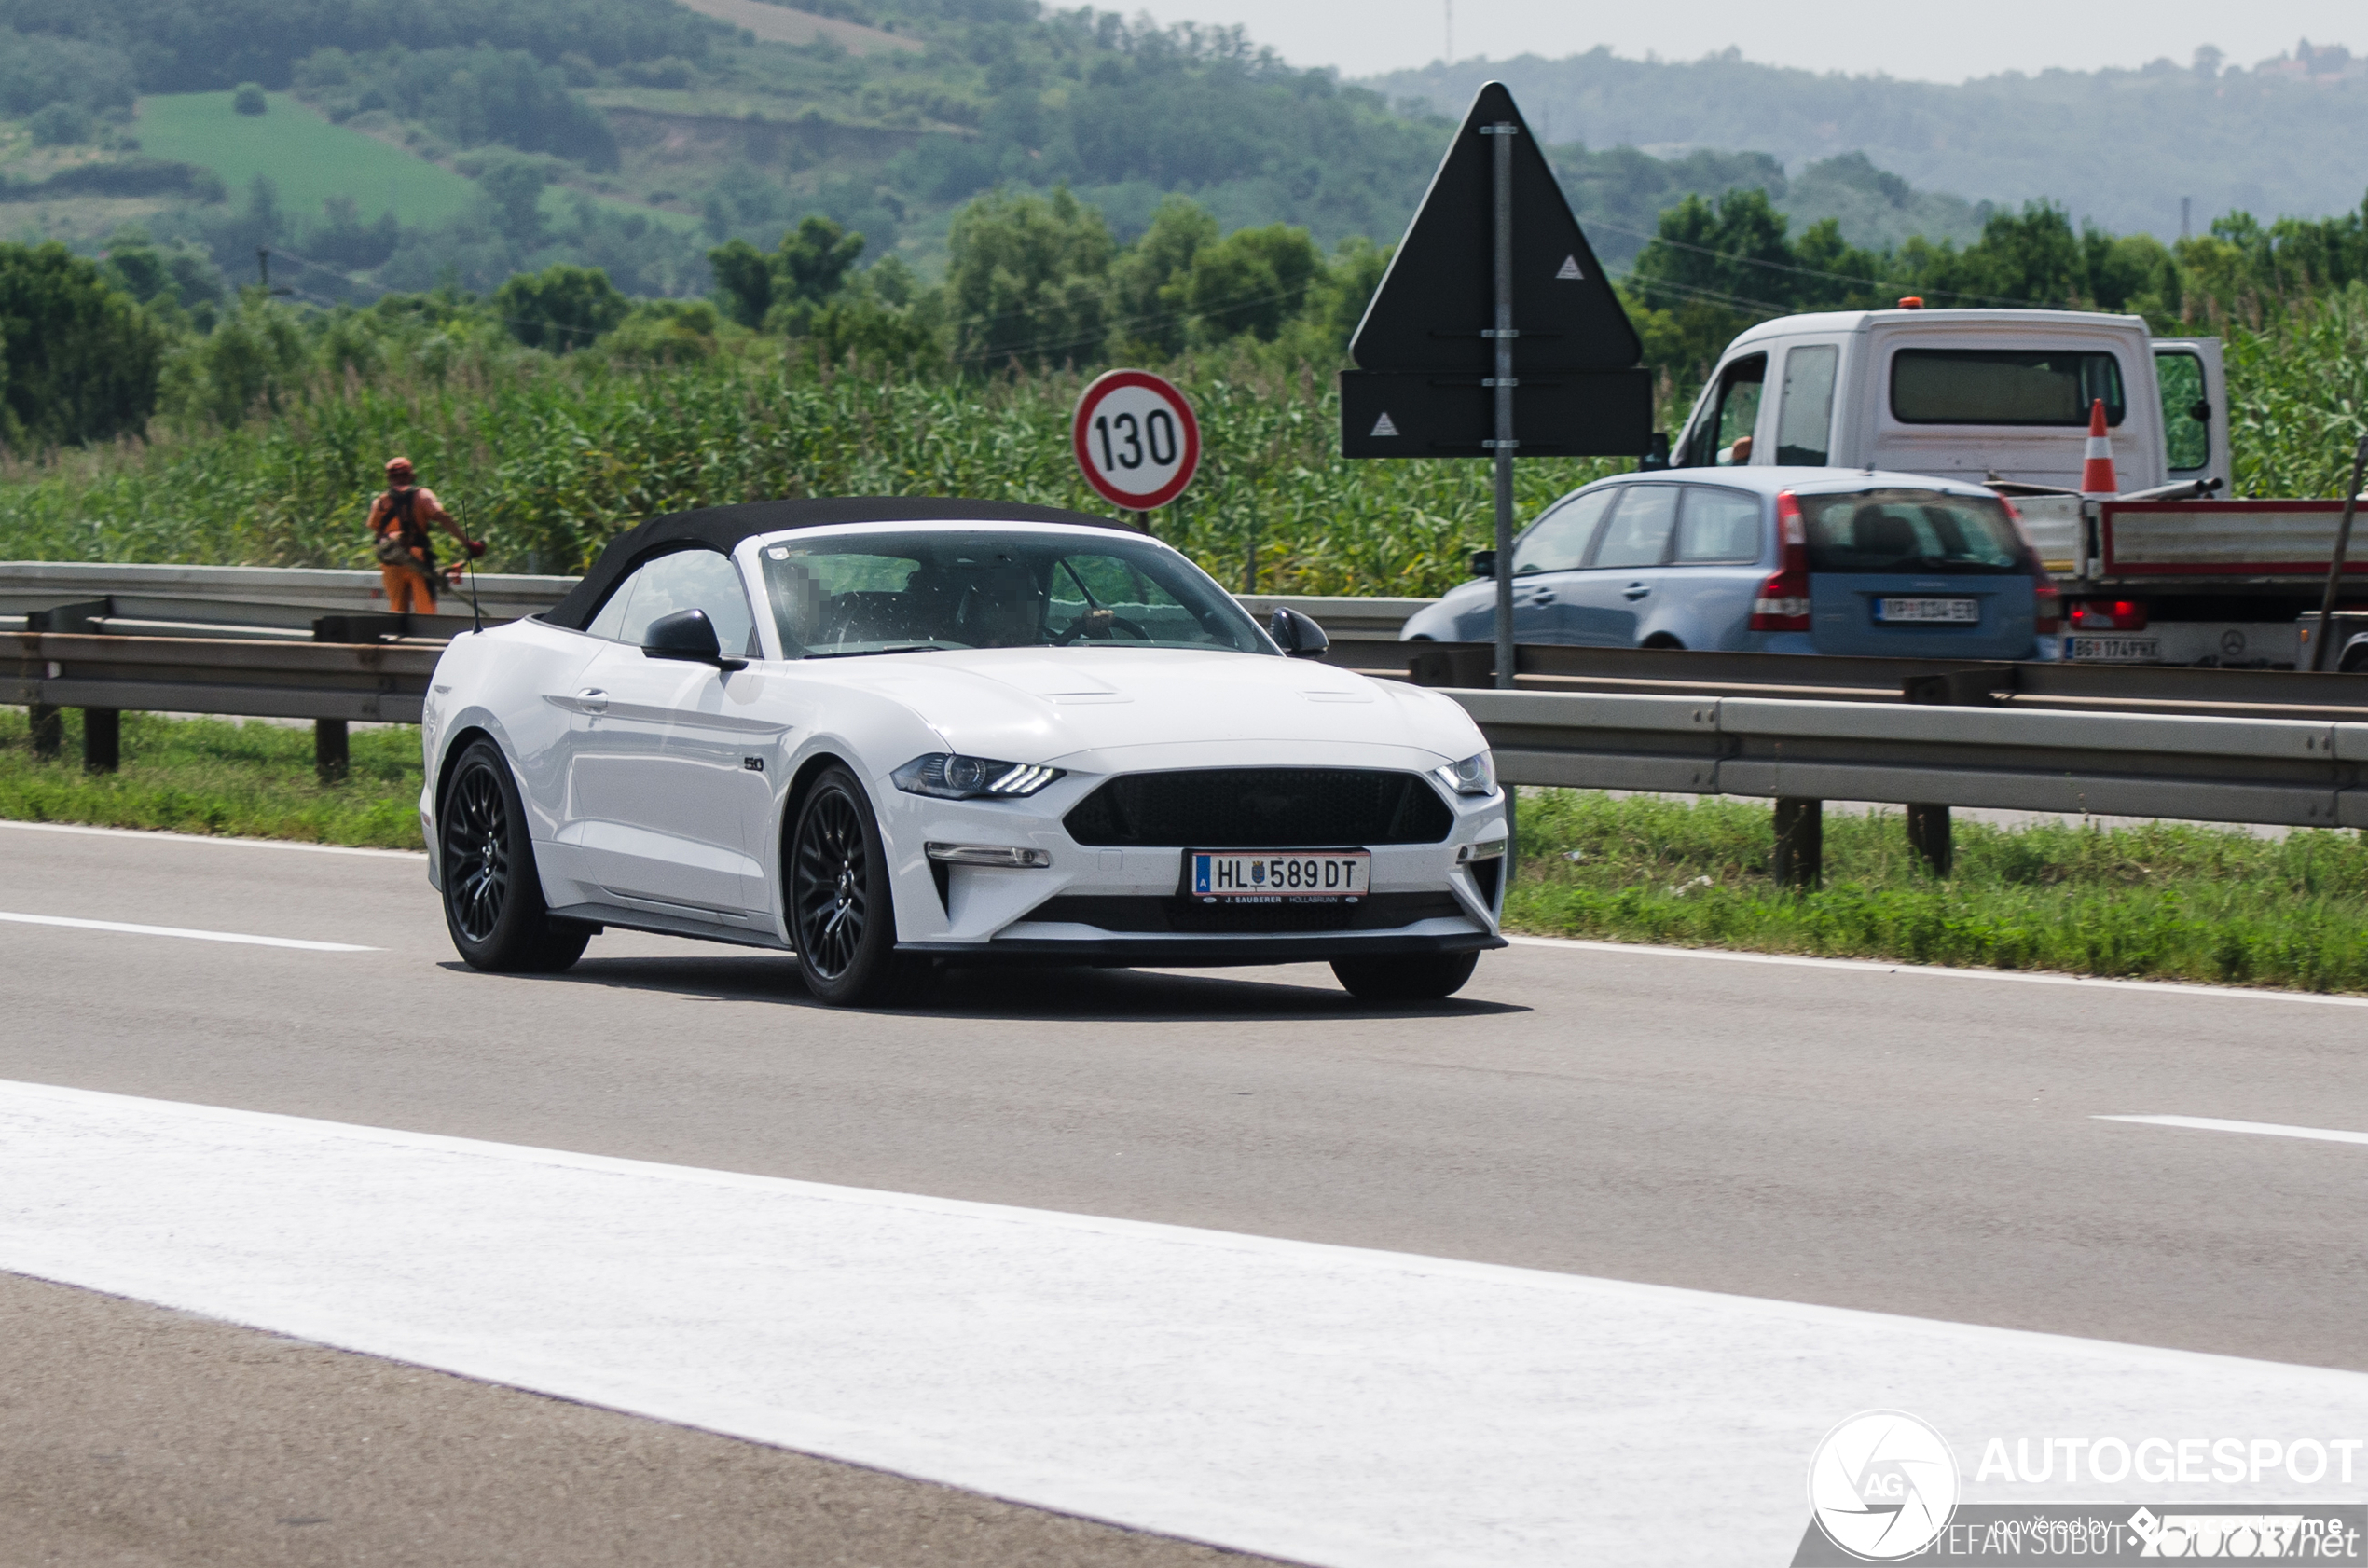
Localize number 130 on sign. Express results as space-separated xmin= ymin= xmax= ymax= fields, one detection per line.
xmin=1071 ymin=369 xmax=1202 ymax=512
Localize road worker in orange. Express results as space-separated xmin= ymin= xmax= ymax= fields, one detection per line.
xmin=367 ymin=457 xmax=483 ymax=614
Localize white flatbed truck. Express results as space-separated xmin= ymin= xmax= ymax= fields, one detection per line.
xmin=1667 ymin=306 xmax=2365 ymax=668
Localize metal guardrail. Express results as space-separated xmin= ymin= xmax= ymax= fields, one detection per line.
xmin=3 ymin=631 xmax=437 ymax=724
xmin=1448 ymin=689 xmax=2366 ymax=830
xmin=4 ymin=630 xmax=439 ymax=777
xmin=0 ymin=563 xmax=1431 ymax=643
xmin=1373 ymin=641 xmax=2368 ymax=722
xmin=0 ymin=561 xmax=573 ymax=637
xmin=1447 ymin=685 xmax=2367 ymax=881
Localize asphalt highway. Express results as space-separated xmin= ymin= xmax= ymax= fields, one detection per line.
xmin=4 ymin=818 xmax=2366 ymax=1564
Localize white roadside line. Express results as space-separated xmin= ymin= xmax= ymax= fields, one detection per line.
xmin=3 ymin=1079 xmax=2363 ymax=1568
xmin=0 ymin=912 xmax=378 ymax=952
xmin=1506 ymin=933 xmax=2368 ymax=1009
xmin=2096 ymin=1114 xmax=2368 ymax=1148
xmin=0 ymin=818 xmax=425 ymax=858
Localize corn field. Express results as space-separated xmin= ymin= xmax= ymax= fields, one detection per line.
xmin=3 ymin=283 xmax=2364 ymax=594
xmin=0 ymin=341 xmax=1623 ymax=597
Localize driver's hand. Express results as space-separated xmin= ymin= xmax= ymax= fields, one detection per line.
xmin=1079 ymin=607 xmax=1114 ymax=627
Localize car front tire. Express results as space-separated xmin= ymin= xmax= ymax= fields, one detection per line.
xmin=439 ymin=738 xmax=591 ymax=974
xmin=789 ymin=765 xmax=929 ymax=1007
xmin=1330 ymin=950 xmax=1480 ymax=1002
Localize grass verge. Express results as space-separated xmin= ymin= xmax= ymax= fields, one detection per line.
xmin=0 ymin=708 xmax=423 ymax=849
xmin=7 ymin=713 xmax=2362 ymax=995
xmin=1507 ymin=791 xmax=2368 ymax=995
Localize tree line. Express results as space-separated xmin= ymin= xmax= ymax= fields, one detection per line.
xmin=5 ymin=175 xmax=2368 ymax=456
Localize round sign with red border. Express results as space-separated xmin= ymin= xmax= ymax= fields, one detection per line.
xmin=1071 ymin=369 xmax=1201 ymax=511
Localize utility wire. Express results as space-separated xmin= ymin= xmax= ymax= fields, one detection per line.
xmin=1586 ymin=216 xmax=2050 ymax=309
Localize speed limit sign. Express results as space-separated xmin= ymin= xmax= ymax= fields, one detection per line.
xmin=1071 ymin=369 xmax=1201 ymax=511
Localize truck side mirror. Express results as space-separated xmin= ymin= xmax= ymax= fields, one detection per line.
xmin=1639 ymin=432 xmax=1671 ymax=472
xmin=1468 ymin=549 xmax=1497 ymax=579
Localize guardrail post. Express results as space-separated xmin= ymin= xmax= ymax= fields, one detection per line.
xmin=1899 ymin=670 xmax=1995 ymax=877
xmin=1906 ymin=804 xmax=1952 ymax=876
xmin=28 ymin=702 xmax=62 ymax=759
xmin=315 ymin=719 xmax=350 ymax=784
xmin=82 ymin=708 xmax=119 ymax=773
xmin=1772 ymin=797 xmax=1823 ymax=889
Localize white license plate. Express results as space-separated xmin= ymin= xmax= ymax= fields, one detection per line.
xmin=1189 ymin=849 xmax=1370 ymax=900
xmin=2066 ymin=635 xmax=2161 ymax=663
xmin=1875 ymin=598 xmax=1980 ymax=624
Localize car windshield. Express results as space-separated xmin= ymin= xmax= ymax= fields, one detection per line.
xmin=754 ymin=528 xmax=1271 ymax=658
xmin=1797 ymin=489 xmax=2030 ymax=576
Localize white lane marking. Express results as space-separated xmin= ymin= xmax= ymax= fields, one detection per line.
xmin=2097 ymin=1114 xmax=2368 ymax=1147
xmin=1507 ymin=933 xmax=2368 ymax=1008
xmin=0 ymin=912 xmax=378 ymax=952
xmin=2 ymin=1080 xmax=2362 ymax=1568
xmin=0 ymin=818 xmax=425 ymax=858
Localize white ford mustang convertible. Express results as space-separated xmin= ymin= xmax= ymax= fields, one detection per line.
xmin=422 ymin=498 xmax=1508 ymax=1005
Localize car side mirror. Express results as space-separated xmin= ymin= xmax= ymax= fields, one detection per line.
xmin=1639 ymin=432 xmax=1671 ymax=471
xmin=643 ymin=607 xmax=747 ymax=670
xmin=1468 ymin=549 xmax=1498 ymax=579
xmin=1268 ymin=605 xmax=1330 ymax=660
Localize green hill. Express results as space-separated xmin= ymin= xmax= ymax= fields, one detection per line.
xmin=1367 ymin=43 xmax=2368 ymax=239
xmin=134 ymin=91 xmax=478 ymax=229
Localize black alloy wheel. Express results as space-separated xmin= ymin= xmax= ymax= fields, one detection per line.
xmin=789 ymin=766 xmax=927 ymax=1006
xmin=439 ymin=738 xmax=591 ymax=973
xmin=1330 ymin=950 xmax=1480 ymax=1002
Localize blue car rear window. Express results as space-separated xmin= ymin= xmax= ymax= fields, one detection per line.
xmin=1798 ymin=490 xmax=2028 ymax=576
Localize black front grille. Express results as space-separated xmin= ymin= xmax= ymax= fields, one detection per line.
xmin=1027 ymin=892 xmax=1466 ymax=933
xmin=1063 ymin=768 xmax=1454 ymax=847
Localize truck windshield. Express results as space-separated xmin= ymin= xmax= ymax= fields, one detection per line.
xmin=1891 ymin=349 xmax=2125 ymax=426
xmin=1798 ymin=490 xmax=2030 ymax=576
xmin=754 ymin=529 xmax=1270 ymax=657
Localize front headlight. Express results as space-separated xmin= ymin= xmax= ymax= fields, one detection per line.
xmin=892 ymin=753 xmax=1066 ymax=800
xmin=1434 ymin=751 xmax=1497 ymax=797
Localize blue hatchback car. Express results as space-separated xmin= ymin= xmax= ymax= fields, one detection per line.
xmin=1399 ymin=467 xmax=2058 ymax=659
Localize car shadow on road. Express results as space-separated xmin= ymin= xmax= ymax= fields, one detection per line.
xmin=447 ymin=954 xmax=1529 ymax=1023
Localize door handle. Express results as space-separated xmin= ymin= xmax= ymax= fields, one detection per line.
xmin=575 ymin=687 xmax=609 ymax=712
xmin=1521 ymin=589 xmax=1555 ymax=604
xmin=1622 ymin=583 xmax=1651 ymax=600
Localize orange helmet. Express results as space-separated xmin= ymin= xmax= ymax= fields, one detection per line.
xmin=385 ymin=456 xmax=415 ymax=479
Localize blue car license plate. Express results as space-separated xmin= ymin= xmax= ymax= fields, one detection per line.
xmin=1875 ymin=597 xmax=1979 ymax=624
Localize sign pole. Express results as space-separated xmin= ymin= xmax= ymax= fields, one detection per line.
xmin=1488 ymin=117 xmax=1519 ymax=873
xmin=1489 ymin=121 xmax=1517 ymax=696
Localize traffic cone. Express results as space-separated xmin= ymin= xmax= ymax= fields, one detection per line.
xmin=2080 ymin=398 xmax=2119 ymax=496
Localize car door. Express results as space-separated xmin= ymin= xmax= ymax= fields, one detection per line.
xmin=1658 ymin=485 xmax=1769 ymax=650
xmin=1560 ymin=483 xmax=1681 ymax=644
xmin=558 ymin=547 xmax=781 ymax=920
xmin=1506 ymin=487 xmax=1619 ymax=643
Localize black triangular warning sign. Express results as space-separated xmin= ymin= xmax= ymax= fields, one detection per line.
xmin=1348 ymin=81 xmax=1639 ymax=373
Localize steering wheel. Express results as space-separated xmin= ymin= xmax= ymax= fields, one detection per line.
xmin=1053 ymin=608 xmax=1150 ymax=645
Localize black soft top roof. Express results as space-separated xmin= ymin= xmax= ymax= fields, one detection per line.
xmin=544 ymin=496 xmax=1140 ymax=630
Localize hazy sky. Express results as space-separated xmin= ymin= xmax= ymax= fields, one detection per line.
xmin=1135 ymin=0 xmax=2361 ymax=83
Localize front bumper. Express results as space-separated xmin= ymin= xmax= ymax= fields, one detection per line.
xmin=898 ymin=926 xmax=1506 ymax=968
xmin=873 ymin=753 xmax=1508 ymax=965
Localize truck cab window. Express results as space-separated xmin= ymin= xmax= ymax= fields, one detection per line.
xmin=1776 ymin=344 xmax=1838 ymax=465
xmin=2156 ymin=351 xmax=2210 ymax=473
xmin=1687 ymin=354 xmax=1766 ymax=467
xmin=1891 ymin=350 xmax=2126 ymax=425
